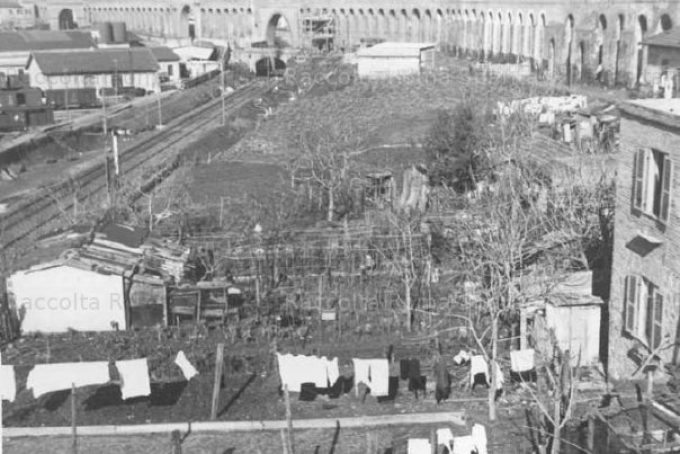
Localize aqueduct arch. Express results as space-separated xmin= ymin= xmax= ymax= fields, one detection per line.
xmin=58 ymin=8 xmax=75 ymax=29
xmin=266 ymin=13 xmax=292 ymax=47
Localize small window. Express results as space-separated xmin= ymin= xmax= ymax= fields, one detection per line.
xmin=167 ymin=64 xmax=173 ymax=76
xmin=624 ymin=275 xmax=664 ymax=349
xmin=16 ymin=93 xmax=25 ymax=105
xmin=632 ymin=148 xmax=673 ymax=224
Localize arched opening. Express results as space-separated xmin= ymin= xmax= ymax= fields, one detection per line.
xmin=411 ymin=9 xmax=421 ymax=42
xmin=566 ymin=15 xmax=574 ymax=84
xmin=615 ymin=14 xmax=624 ymax=85
xmin=58 ymin=8 xmax=76 ymax=30
xmin=595 ymin=14 xmax=606 ymax=68
xmin=660 ymin=13 xmax=672 ymax=32
xmin=579 ymin=41 xmax=586 ymax=81
xmin=255 ymin=57 xmax=286 ymax=77
xmin=266 ymin=14 xmax=292 ymax=47
xmin=180 ymin=5 xmax=194 ymax=40
xmin=636 ymin=15 xmax=648 ymax=84
xmin=548 ymin=38 xmax=556 ymax=77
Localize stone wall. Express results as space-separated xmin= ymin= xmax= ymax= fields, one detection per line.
xmin=39 ymin=0 xmax=680 ymax=87
xmin=609 ymin=109 xmax=680 ymax=379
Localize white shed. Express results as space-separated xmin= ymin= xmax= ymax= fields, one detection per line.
xmin=356 ymin=42 xmax=436 ymax=79
xmin=7 ymin=262 xmax=127 ymax=333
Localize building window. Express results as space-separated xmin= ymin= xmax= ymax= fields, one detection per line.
xmin=633 ymin=148 xmax=673 ymax=223
xmin=16 ymin=93 xmax=25 ymax=105
xmin=83 ymin=75 xmax=95 ymax=87
xmin=167 ymin=64 xmax=173 ymax=76
xmin=624 ymin=275 xmax=664 ymax=349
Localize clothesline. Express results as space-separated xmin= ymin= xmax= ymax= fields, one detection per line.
xmin=0 ymin=350 xmax=199 ymax=403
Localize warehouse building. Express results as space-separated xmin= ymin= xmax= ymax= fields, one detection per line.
xmin=25 ymin=47 xmax=161 ymax=100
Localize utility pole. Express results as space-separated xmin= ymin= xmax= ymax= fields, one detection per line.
xmin=156 ymin=74 xmax=163 ymax=129
xmin=101 ymin=91 xmax=108 ymax=136
xmin=221 ymin=54 xmax=226 ymax=126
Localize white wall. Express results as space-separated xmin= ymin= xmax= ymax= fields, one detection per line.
xmin=27 ymin=62 xmax=160 ymax=95
xmin=8 ymin=265 xmax=127 ymax=333
xmin=357 ymin=56 xmax=421 ymax=79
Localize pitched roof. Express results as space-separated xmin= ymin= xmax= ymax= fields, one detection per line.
xmin=149 ymin=46 xmax=180 ymax=62
xmin=29 ymin=48 xmax=159 ymax=75
xmin=0 ymin=30 xmax=95 ymax=52
xmin=641 ymin=29 xmax=680 ymax=48
xmin=0 ymin=1 xmax=22 ymax=8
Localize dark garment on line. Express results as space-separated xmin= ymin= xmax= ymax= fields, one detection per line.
xmin=408 ymin=359 xmax=421 ymax=380
xmin=377 ymin=376 xmax=399 ymax=403
xmin=434 ymin=360 xmax=451 ymax=403
xmin=299 ymin=382 xmax=317 ymax=401
xmin=471 ymin=372 xmax=490 ymax=390
xmin=400 ymin=359 xmax=410 ymax=380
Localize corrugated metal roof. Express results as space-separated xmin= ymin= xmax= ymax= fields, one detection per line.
xmin=356 ymin=42 xmax=436 ymax=58
xmin=149 ymin=46 xmax=180 ymax=62
xmin=0 ymin=31 xmax=95 ymax=52
xmin=641 ymin=29 xmax=680 ymax=48
xmin=29 ymin=48 xmax=159 ymax=75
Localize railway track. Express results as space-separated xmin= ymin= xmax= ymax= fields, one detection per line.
xmin=0 ymin=81 xmax=269 ymax=251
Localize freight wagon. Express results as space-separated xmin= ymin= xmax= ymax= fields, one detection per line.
xmin=45 ymin=88 xmax=100 ymax=109
xmin=0 ymin=106 xmax=54 ymax=132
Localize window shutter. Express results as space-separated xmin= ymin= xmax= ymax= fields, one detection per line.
xmin=633 ymin=149 xmax=646 ymax=211
xmin=653 ymin=291 xmax=664 ymax=349
xmin=661 ymin=157 xmax=673 ymax=224
xmin=625 ymin=276 xmax=637 ymax=334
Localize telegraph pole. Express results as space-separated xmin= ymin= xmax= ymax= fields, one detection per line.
xmin=221 ymin=54 xmax=226 ymax=126
xmin=157 ymin=74 xmax=163 ymax=129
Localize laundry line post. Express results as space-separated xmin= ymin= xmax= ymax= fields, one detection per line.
xmin=71 ymin=382 xmax=77 ymax=454
xmin=210 ymin=343 xmax=225 ymax=420
xmin=284 ymin=384 xmax=295 ymax=454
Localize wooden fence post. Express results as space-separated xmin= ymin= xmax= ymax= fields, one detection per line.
xmin=284 ymin=384 xmax=295 ymax=454
xmin=71 ymin=383 xmax=77 ymax=454
xmin=210 ymin=343 xmax=225 ymax=420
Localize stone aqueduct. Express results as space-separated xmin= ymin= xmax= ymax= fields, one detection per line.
xmin=42 ymin=0 xmax=680 ymax=86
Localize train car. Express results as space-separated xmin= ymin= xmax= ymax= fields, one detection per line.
xmin=45 ymin=88 xmax=100 ymax=110
xmin=0 ymin=106 xmax=54 ymax=132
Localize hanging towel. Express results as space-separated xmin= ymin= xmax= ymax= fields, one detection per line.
xmin=469 ymin=355 xmax=488 ymax=386
xmin=352 ymin=358 xmax=389 ymax=397
xmin=174 ymin=351 xmax=199 ymax=381
xmin=407 ymin=438 xmax=431 ymax=454
xmin=510 ymin=349 xmax=535 ymax=373
xmin=472 ymin=424 xmax=488 ymax=454
xmin=0 ymin=365 xmax=16 ymax=402
xmin=434 ymin=359 xmax=451 ymax=403
xmin=324 ymin=357 xmax=340 ymax=387
xmin=452 ymin=435 xmax=476 ymax=454
xmin=115 ymin=358 xmax=151 ymax=400
xmin=306 ymin=356 xmax=328 ymax=388
xmin=277 ymin=353 xmax=306 ymax=392
xmin=27 ymin=361 xmax=110 ymax=399
xmin=437 ymin=428 xmax=454 ymax=448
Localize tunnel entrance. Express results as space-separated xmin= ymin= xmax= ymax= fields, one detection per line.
xmin=255 ymin=57 xmax=286 ymax=77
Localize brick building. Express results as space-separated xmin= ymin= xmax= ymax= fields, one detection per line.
xmin=609 ymin=98 xmax=680 ymax=379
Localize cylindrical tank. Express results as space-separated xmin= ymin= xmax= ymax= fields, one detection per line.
xmin=112 ymin=22 xmax=127 ymax=44
xmin=98 ymin=21 xmax=114 ymax=44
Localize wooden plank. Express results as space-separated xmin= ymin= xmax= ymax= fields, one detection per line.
xmin=210 ymin=343 xmax=225 ymax=420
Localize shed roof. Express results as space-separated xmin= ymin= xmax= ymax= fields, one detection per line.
xmin=620 ymin=99 xmax=680 ymax=130
xmin=356 ymin=42 xmax=436 ymax=58
xmin=149 ymin=46 xmax=180 ymax=62
xmin=28 ymin=48 xmax=159 ymax=75
xmin=641 ymin=29 xmax=680 ymax=48
xmin=0 ymin=31 xmax=95 ymax=52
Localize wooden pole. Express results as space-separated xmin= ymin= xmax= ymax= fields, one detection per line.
xmin=520 ymin=309 xmax=528 ymax=350
xmin=587 ymin=413 xmax=595 ymax=452
xmin=430 ymin=428 xmax=437 ymax=454
xmin=210 ymin=343 xmax=225 ymax=420
xmin=71 ymin=383 xmax=77 ymax=454
xmin=280 ymin=428 xmax=289 ymax=454
xmin=283 ymin=385 xmax=295 ymax=454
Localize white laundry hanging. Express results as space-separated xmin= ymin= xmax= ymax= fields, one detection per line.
xmin=115 ymin=358 xmax=151 ymax=400
xmin=174 ymin=351 xmax=199 ymax=381
xmin=26 ymin=361 xmax=110 ymax=399
xmin=1 ymin=364 xmax=16 ymax=402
